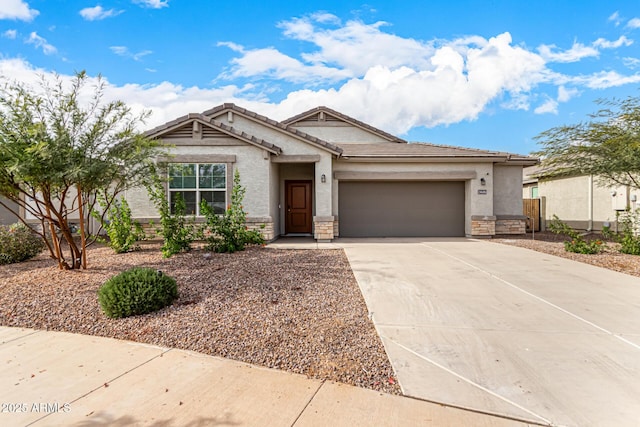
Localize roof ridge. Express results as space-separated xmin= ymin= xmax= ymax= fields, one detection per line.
xmin=282 ymin=106 xmax=407 ymax=144
xmin=202 ymin=103 xmax=343 ymax=155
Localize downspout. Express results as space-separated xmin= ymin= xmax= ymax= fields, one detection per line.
xmin=587 ymin=174 xmax=594 ymax=231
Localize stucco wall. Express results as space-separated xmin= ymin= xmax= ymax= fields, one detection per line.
xmin=538 ymin=175 xmax=628 ymax=230
xmin=270 ymin=161 xmax=280 ymax=237
xmin=213 ymin=114 xmax=334 ymax=156
xmin=493 ymin=165 xmax=524 ymax=215
xmin=0 ymin=197 xmax=19 ymax=225
xmin=126 ymin=142 xmax=271 ymax=219
xmin=288 ymin=124 xmax=389 ymax=143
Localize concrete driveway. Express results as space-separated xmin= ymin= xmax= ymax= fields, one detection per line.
xmin=340 ymin=238 xmax=640 ymax=427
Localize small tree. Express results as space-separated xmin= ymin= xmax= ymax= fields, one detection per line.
xmin=200 ymin=170 xmax=264 ymax=253
xmin=146 ymin=171 xmax=197 ymax=258
xmin=534 ymin=95 xmax=640 ymax=190
xmin=97 ymin=198 xmax=146 ymax=254
xmin=0 ymin=72 xmax=164 ymax=269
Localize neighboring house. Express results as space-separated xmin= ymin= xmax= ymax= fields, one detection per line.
xmin=122 ymin=103 xmax=537 ymax=242
xmin=523 ymin=165 xmax=638 ymax=231
xmin=0 ymin=197 xmax=19 ymax=225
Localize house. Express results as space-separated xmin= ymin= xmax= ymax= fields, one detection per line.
xmin=523 ymin=165 xmax=639 ymax=231
xmin=123 ymin=104 xmax=538 ymax=242
xmin=0 ymin=197 xmax=19 ymax=225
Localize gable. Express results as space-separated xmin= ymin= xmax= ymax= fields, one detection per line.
xmin=159 ymin=122 xmax=231 ymax=140
xmin=202 ymin=104 xmax=342 ymax=156
xmin=283 ymin=106 xmax=406 ymax=145
xmin=144 ymin=114 xmax=282 ymax=154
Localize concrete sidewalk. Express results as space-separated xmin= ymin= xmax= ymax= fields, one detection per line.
xmin=0 ymin=327 xmax=535 ymax=427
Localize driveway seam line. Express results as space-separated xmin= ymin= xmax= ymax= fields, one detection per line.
xmin=422 ymin=243 xmax=640 ymax=352
xmin=290 ymin=379 xmax=324 ymax=427
xmin=0 ymin=328 xmax=40 ymax=346
xmin=384 ymin=336 xmax=553 ymax=426
xmin=26 ymin=348 xmax=173 ymax=426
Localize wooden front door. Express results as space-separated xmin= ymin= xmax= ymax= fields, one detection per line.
xmin=285 ymin=180 xmax=312 ymax=234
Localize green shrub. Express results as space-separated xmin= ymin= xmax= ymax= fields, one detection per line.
xmin=615 ymin=209 xmax=640 ymax=255
xmin=0 ymin=223 xmax=44 ymax=265
xmin=200 ymin=170 xmax=264 ymax=253
xmin=147 ymin=175 xmax=197 ymax=258
xmin=548 ymin=215 xmax=604 ymax=254
xmin=98 ymin=267 xmax=178 ymax=318
xmin=101 ymin=198 xmax=146 ymax=253
xmin=563 ymin=238 xmax=604 ymax=255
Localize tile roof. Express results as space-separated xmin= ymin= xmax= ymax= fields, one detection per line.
xmin=143 ymin=113 xmax=282 ymax=155
xmin=144 ymin=104 xmax=538 ymax=165
xmin=339 ymin=142 xmax=538 ymax=163
xmin=282 ymin=106 xmax=406 ymax=143
xmin=202 ymin=103 xmax=343 ymax=155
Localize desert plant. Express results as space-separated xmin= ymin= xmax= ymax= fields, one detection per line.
xmin=548 ymin=215 xmax=604 ymax=254
xmin=0 ymin=223 xmax=45 ymax=265
xmin=98 ymin=198 xmax=146 ymax=253
xmin=200 ymin=170 xmax=264 ymax=253
xmin=613 ymin=209 xmax=640 ymax=255
xmin=98 ymin=267 xmax=178 ymax=318
xmin=147 ymin=174 xmax=197 ymax=258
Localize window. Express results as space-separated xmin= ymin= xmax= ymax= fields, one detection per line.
xmin=169 ymin=163 xmax=226 ymax=215
xmin=531 ymin=186 xmax=539 ymax=199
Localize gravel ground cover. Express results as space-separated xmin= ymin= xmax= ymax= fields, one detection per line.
xmin=491 ymin=231 xmax=640 ymax=278
xmin=0 ymin=243 xmax=400 ymax=394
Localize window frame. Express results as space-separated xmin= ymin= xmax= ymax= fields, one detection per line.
xmin=168 ymin=162 xmax=227 ymax=216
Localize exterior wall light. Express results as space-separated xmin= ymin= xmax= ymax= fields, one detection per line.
xmin=480 ymin=177 xmax=486 ymax=186
xmin=321 ymin=174 xmax=326 ymax=183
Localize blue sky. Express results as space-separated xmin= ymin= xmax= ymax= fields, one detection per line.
xmin=1 ymin=1 xmax=640 ymax=154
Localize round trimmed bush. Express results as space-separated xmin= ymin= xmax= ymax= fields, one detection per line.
xmin=0 ymin=223 xmax=44 ymax=265
xmin=98 ymin=268 xmax=178 ymax=318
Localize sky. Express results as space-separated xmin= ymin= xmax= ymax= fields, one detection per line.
xmin=1 ymin=1 xmax=640 ymax=155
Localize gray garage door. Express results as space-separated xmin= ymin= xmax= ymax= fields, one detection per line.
xmin=339 ymin=181 xmax=465 ymax=237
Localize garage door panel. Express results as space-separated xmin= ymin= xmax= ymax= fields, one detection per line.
xmin=339 ymin=181 xmax=464 ymax=237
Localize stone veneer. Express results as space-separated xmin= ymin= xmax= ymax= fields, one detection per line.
xmin=135 ymin=217 xmax=275 ymax=242
xmin=495 ymin=215 xmax=527 ymax=235
xmin=333 ymin=218 xmax=339 ymax=237
xmin=470 ymin=215 xmax=496 ymax=237
xmin=246 ymin=217 xmax=275 ymax=242
xmin=314 ymin=216 xmax=335 ymax=242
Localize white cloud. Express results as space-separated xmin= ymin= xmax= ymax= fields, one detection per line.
xmin=623 ymin=57 xmax=640 ymax=69
xmin=557 ymin=85 xmax=580 ymax=102
xmin=569 ymin=70 xmax=640 ymax=89
xmin=0 ymin=58 xmax=263 ymax=131
xmin=278 ymin=16 xmax=435 ymax=76
xmin=609 ymin=11 xmax=622 ymax=26
xmin=219 ymin=45 xmax=352 ymax=83
xmin=133 ymin=0 xmax=169 ymax=9
xmin=627 ymin=18 xmax=640 ymax=29
xmin=25 ymin=32 xmax=56 ymax=55
xmin=537 ymin=42 xmax=599 ymax=63
xmin=110 ymin=46 xmax=152 ymax=61
xmin=537 ymin=36 xmax=632 ymax=63
xmin=80 ymin=5 xmax=123 ymax=21
xmin=593 ymin=36 xmax=632 ymax=49
xmin=3 ymin=29 xmax=17 ymax=39
xmin=4 ymin=13 xmax=640 ymax=138
xmin=534 ymin=98 xmax=558 ymax=115
xmin=0 ymin=0 xmax=38 ymax=21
